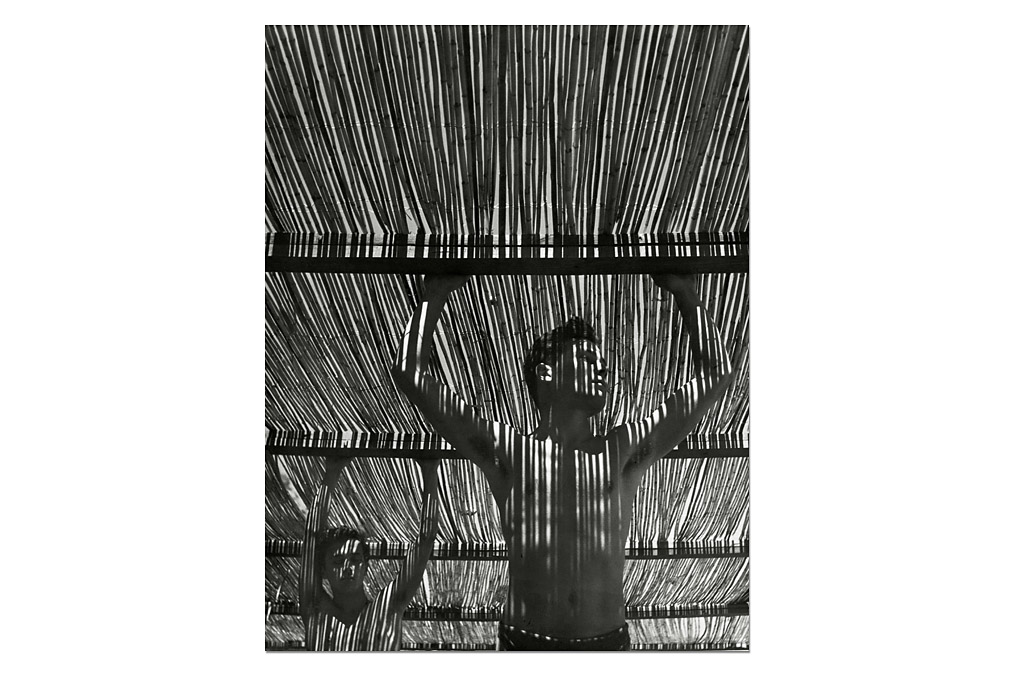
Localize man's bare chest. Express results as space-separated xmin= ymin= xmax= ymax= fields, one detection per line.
xmin=505 ymin=440 xmax=623 ymax=507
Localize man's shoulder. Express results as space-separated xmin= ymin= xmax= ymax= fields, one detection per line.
xmin=375 ymin=580 xmax=408 ymax=614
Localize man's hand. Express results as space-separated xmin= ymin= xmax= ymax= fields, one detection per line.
xmin=653 ymin=271 xmax=731 ymax=380
xmin=422 ymin=275 xmax=470 ymax=301
xmin=650 ymin=273 xmax=697 ymax=296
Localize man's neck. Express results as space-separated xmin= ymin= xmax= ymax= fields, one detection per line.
xmin=322 ymin=587 xmax=369 ymax=621
xmin=535 ymin=406 xmax=595 ymax=449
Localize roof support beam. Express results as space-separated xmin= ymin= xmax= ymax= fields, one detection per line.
xmin=266 ymin=431 xmax=748 ymax=460
xmin=268 ymin=641 xmax=749 ymax=651
xmin=265 ymin=233 xmax=748 ymax=275
xmin=266 ymin=600 xmax=748 ymax=621
xmin=265 ymin=538 xmax=749 ymax=560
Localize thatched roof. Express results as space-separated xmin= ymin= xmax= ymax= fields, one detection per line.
xmin=265 ymin=24 xmax=748 ymax=237
xmin=265 ymin=25 xmax=749 ymax=651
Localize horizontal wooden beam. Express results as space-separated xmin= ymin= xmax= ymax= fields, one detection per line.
xmin=265 ymin=538 xmax=749 ymax=560
xmin=267 ymin=641 xmax=749 ymax=651
xmin=265 ymin=232 xmax=748 ymax=275
xmin=266 ymin=600 xmax=748 ymax=621
xmin=400 ymin=643 xmax=495 ymax=651
xmin=624 ymin=603 xmax=749 ymax=620
xmin=630 ymin=643 xmax=749 ymax=652
xmin=402 ymin=643 xmax=749 ymax=652
xmin=266 ymin=431 xmax=748 ymax=460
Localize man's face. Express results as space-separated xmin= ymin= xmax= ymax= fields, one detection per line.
xmin=323 ymin=538 xmax=367 ymax=593
xmin=545 ymin=339 xmax=610 ymax=412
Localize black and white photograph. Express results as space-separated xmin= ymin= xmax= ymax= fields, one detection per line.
xmin=12 ymin=4 xmax=1014 ymax=673
xmin=264 ymin=25 xmax=750 ymax=651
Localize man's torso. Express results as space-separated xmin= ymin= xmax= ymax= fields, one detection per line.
xmin=305 ymin=585 xmax=402 ymax=651
xmin=496 ymin=432 xmax=636 ymax=638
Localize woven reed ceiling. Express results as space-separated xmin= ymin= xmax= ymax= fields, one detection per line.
xmin=265 ymin=25 xmax=749 ymax=237
xmin=266 ymin=273 xmax=748 ymax=435
xmin=265 ymin=24 xmax=749 ymax=650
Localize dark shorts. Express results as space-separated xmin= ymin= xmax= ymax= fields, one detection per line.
xmin=497 ymin=622 xmax=630 ymax=651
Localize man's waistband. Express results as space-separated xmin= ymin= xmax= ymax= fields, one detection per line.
xmin=497 ymin=622 xmax=630 ymax=651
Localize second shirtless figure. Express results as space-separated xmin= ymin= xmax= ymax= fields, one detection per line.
xmin=392 ymin=274 xmax=734 ymax=650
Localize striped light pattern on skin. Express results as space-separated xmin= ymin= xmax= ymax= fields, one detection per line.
xmin=296 ymin=459 xmax=440 ymax=650
xmin=386 ymin=273 xmax=737 ymax=644
xmin=265 ymin=22 xmax=750 ymax=650
xmin=300 ymin=484 xmax=404 ymax=651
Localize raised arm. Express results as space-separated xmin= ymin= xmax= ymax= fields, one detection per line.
xmin=618 ymin=274 xmax=736 ymax=473
xmin=298 ymin=457 xmax=350 ymax=624
xmin=390 ymin=459 xmax=441 ymax=611
xmin=390 ymin=275 xmax=509 ymax=498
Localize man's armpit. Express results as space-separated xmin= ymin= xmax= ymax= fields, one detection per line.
xmin=623 ymin=438 xmax=660 ymax=471
xmin=466 ymin=433 xmax=496 ymax=458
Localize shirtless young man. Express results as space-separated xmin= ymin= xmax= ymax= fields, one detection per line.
xmin=391 ymin=274 xmax=734 ymax=651
xmin=299 ymin=457 xmax=440 ymax=651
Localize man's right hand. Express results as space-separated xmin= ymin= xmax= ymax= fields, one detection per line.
xmin=422 ymin=275 xmax=470 ymax=301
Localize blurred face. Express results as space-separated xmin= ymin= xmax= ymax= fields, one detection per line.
xmin=544 ymin=339 xmax=610 ymax=413
xmin=323 ymin=538 xmax=367 ymax=593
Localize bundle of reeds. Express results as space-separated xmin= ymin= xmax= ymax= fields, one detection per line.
xmin=264 ymin=24 xmax=750 ymax=651
xmin=266 ymin=273 xmax=748 ymax=438
xmin=265 ymin=26 xmax=748 ymax=238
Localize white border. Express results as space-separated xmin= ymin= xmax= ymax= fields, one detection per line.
xmin=5 ymin=3 xmax=1012 ymax=674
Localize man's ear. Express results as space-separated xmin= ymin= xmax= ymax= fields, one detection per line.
xmin=535 ymin=363 xmax=553 ymax=382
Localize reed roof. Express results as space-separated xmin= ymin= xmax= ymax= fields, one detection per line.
xmin=265 ymin=24 xmax=750 ymax=651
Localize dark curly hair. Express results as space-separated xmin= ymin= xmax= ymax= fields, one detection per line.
xmin=317 ymin=526 xmax=370 ymax=565
xmin=522 ymin=317 xmax=599 ymax=408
